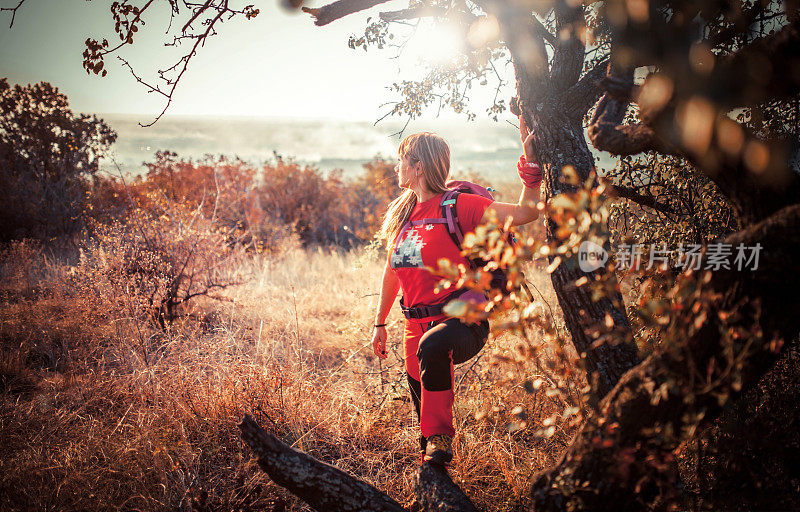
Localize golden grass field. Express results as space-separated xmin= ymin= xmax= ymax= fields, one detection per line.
xmin=0 ymin=236 xmax=582 ymax=511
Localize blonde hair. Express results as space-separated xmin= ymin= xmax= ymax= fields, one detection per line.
xmin=379 ymin=132 xmax=451 ymax=249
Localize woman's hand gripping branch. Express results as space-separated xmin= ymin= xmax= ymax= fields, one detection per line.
xmin=478 ymin=115 xmax=543 ymax=227
xmin=517 ymin=115 xmax=543 ymax=189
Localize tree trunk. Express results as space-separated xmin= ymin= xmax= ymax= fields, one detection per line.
xmin=678 ymin=346 xmax=800 ymax=511
xmin=480 ymin=0 xmax=642 ymax=401
xmin=412 ymin=464 xmax=478 ymax=512
xmin=530 ymin=106 xmax=641 ymax=400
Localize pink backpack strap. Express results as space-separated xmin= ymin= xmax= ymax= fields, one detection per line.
xmin=441 ymin=189 xmax=464 ymax=246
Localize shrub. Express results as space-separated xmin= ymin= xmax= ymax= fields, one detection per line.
xmin=606 ymin=153 xmax=739 ymax=249
xmin=76 ymin=192 xmax=243 ymax=330
xmin=254 ymin=156 xmax=356 ymax=247
xmin=0 ymin=79 xmax=116 ymax=241
xmin=90 ymin=153 xmax=401 ymax=252
xmin=336 ymin=156 xmax=399 ymax=243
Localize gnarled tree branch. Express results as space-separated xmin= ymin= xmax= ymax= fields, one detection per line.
xmin=550 ymin=3 xmax=587 ymax=89
xmin=563 ymin=58 xmax=610 ymax=121
xmin=379 ymin=6 xmax=445 ymax=22
xmin=239 ymin=414 xmax=407 ymax=512
xmin=473 ymin=0 xmax=550 ymax=120
xmin=302 ymin=0 xmax=391 ymax=26
xmin=587 ymin=69 xmax=681 ymax=158
xmin=532 ymin=202 xmax=800 ymax=511
xmin=705 ymin=18 xmax=800 ymax=109
xmin=606 ymin=181 xmax=677 ymax=215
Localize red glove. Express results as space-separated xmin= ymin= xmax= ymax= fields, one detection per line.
xmin=517 ymin=155 xmax=543 ymax=188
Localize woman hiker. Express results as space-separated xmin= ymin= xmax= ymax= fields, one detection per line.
xmin=370 ymin=115 xmax=543 ymax=465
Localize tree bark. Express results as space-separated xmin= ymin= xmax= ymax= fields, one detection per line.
xmin=239 ymin=415 xmax=407 ymax=512
xmin=530 ymin=203 xmax=800 ymax=511
xmin=532 ymin=106 xmax=641 ymax=399
xmin=679 ymin=346 xmax=800 ymax=511
xmin=412 ymin=464 xmax=478 ymax=512
xmin=588 ymin=30 xmax=800 ymax=229
xmin=301 ymin=0 xmax=390 ymax=26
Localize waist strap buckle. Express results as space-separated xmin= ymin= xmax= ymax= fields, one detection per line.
xmin=399 ymin=289 xmax=468 ymax=320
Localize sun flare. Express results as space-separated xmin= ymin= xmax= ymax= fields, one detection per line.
xmin=403 ymin=20 xmax=465 ymax=66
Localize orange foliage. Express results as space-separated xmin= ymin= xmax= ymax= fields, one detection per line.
xmin=89 ymin=152 xmax=400 ymax=251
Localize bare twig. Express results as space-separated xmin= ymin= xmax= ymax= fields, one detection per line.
xmin=0 ymin=0 xmax=26 ymax=28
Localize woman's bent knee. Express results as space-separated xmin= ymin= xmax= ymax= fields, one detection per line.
xmin=417 ymin=328 xmax=450 ymax=365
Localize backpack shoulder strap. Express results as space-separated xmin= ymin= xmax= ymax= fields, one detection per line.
xmin=440 ymin=190 xmax=463 ymax=246
xmin=441 ymin=189 xmax=480 ymax=270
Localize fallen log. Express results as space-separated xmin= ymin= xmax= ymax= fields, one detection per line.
xmin=239 ymin=414 xmax=477 ymax=512
xmin=239 ymin=414 xmax=405 ymax=511
xmin=413 ymin=463 xmax=477 ymax=512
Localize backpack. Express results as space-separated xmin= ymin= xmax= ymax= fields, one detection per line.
xmin=439 ymin=180 xmax=515 ymax=294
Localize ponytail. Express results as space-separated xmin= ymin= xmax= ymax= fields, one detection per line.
xmin=378 ymin=132 xmax=451 ymax=250
xmin=380 ymin=189 xmax=416 ymax=250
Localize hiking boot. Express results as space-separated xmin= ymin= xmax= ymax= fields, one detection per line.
xmin=423 ymin=434 xmax=453 ymax=466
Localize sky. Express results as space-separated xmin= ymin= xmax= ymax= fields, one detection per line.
xmin=0 ymin=0 xmax=517 ymax=123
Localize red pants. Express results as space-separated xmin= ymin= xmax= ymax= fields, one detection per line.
xmin=403 ymin=317 xmax=489 ymax=438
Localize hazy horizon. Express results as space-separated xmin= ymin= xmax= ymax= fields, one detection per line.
xmin=99 ymin=113 xmax=619 ymax=181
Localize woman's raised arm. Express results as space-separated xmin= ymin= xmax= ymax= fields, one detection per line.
xmin=483 ymin=175 xmax=541 ymax=227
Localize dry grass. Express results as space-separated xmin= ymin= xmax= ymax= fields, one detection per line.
xmin=0 ymin=236 xmax=580 ymax=512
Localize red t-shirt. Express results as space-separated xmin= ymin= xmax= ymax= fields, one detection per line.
xmin=389 ymin=192 xmax=493 ymax=321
